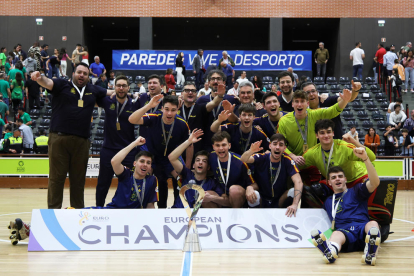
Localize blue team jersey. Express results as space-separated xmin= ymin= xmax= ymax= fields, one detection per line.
xmin=137 ymin=92 xmax=165 ymax=138
xmin=142 ymin=112 xmax=190 ymax=162
xmin=97 ymin=96 xmax=141 ymax=150
xmin=252 ymin=153 xmax=299 ymax=200
xmin=220 ymin=122 xmax=270 ymax=155
xmin=209 ymin=151 xmax=254 ymax=194
xmin=324 ymin=182 xmax=372 ymax=229
xmin=176 ymin=103 xmax=208 ymax=131
xmin=172 ymin=167 xmax=223 ymax=208
xmin=253 ymin=112 xmax=287 ymax=139
xmin=106 ymin=167 xmax=158 ymax=209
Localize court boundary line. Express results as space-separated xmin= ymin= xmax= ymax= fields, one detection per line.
xmin=180 ymin=252 xmax=192 ymax=276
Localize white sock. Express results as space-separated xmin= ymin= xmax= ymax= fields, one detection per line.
xmin=330 ymin=241 xmax=340 ymax=255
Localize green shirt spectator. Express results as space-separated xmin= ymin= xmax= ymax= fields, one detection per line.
xmin=314 ymin=48 xmax=330 ymax=64
xmin=8 ymin=68 xmax=24 ymax=83
xmin=0 ymin=78 xmax=10 ymax=99
xmin=4 ymin=132 xmax=12 ymax=140
xmin=0 ymin=52 xmax=6 ymax=66
xmin=11 ymin=79 xmax=24 ymax=100
xmin=16 ymin=108 xmax=32 ymax=126
xmin=5 ymin=62 xmax=11 ymax=74
xmin=0 ymin=99 xmax=8 ymax=119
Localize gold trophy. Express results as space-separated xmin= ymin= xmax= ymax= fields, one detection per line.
xmin=179 ymin=180 xmax=205 ymax=252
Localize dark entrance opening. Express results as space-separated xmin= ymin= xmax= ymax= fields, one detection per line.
xmin=283 ymin=18 xmax=340 ymax=78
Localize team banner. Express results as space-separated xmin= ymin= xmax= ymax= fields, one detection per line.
xmin=28 ymin=209 xmax=331 ymax=251
xmin=112 ymin=50 xmax=312 ymax=71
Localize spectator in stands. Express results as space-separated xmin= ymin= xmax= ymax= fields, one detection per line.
xmin=398 ymin=47 xmax=407 ymax=62
xmin=8 ymin=62 xmax=24 ymax=83
xmin=227 ymin=81 xmax=239 ymax=96
xmin=393 ymin=58 xmax=405 ymax=93
xmin=23 ymin=52 xmax=37 ymax=74
xmin=403 ymin=50 xmax=414 ymax=93
xmin=165 ymin=68 xmax=176 ymax=92
xmin=252 ymin=75 xmax=264 ymax=102
xmin=403 ymin=42 xmax=412 ymax=52
xmin=350 ymin=42 xmax=365 ymax=80
xmin=3 ymin=128 xmax=22 ymax=153
xmin=0 ymin=47 xmax=7 ymax=66
xmin=198 ymin=91 xmax=205 ymax=97
xmin=5 ymin=56 xmax=13 ymax=75
xmin=3 ymin=125 xmax=12 ymax=140
xmin=16 ymin=44 xmax=27 ymax=61
xmin=0 ymin=114 xmax=4 ymax=135
xmin=59 ymin=48 xmax=72 ymax=77
xmin=17 ymin=118 xmax=33 ymax=153
xmin=198 ymin=81 xmax=211 ymax=96
xmin=218 ymin=51 xmax=235 ymax=69
xmin=175 ymin=52 xmax=185 ymax=86
xmin=137 ymin=81 xmax=146 ymax=94
xmin=34 ymin=128 xmax=48 ymax=154
xmin=76 ymin=46 xmax=89 ymax=65
xmin=94 ymin=73 xmax=108 ymax=89
xmin=46 ymin=55 xmax=62 ymax=79
xmin=374 ymin=43 xmax=386 ymax=86
xmin=383 ymin=46 xmax=398 ymax=78
xmin=10 ymin=72 xmax=24 ymax=115
xmin=314 ymin=42 xmax=329 ymax=80
xmin=270 ymin=84 xmax=281 ymax=96
xmin=221 ymin=61 xmax=235 ymax=90
xmin=399 ymin=128 xmax=414 ymax=156
xmin=348 ymin=126 xmax=359 ymax=141
xmin=192 ymin=49 xmax=205 ymax=90
xmin=89 ymin=56 xmax=106 ymax=84
xmin=387 ymin=98 xmax=403 ymax=122
xmin=239 ymin=71 xmax=248 ymax=82
xmin=25 ymin=71 xmax=42 ymax=109
xmin=277 ymin=71 xmax=295 ymax=112
xmin=364 ymin=127 xmax=380 ymax=155
xmin=0 ymin=73 xmax=11 ymax=108
xmin=108 ymin=70 xmax=115 ymax=89
xmin=28 ymin=42 xmax=42 ymax=70
xmin=0 ymin=95 xmax=8 ymax=124
xmin=389 ymin=104 xmax=406 ymax=134
xmin=16 ymin=107 xmax=32 ymax=126
xmin=403 ymin=109 xmax=414 ymax=136
xmin=384 ymin=125 xmax=398 ymax=156
xmin=30 ymin=62 xmax=112 ymax=209
xmin=71 ymin=44 xmax=82 ymax=73
xmin=287 ymin=67 xmax=299 ymax=91
xmin=40 ymin=44 xmax=49 ymax=69
xmin=389 ymin=68 xmax=402 ymax=101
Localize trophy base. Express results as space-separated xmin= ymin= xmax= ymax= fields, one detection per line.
xmin=183 ymin=232 xmax=202 ymax=252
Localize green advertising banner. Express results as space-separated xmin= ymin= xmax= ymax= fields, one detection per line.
xmin=0 ymin=158 xmax=49 ymax=175
xmin=373 ymin=160 xmax=404 ymax=177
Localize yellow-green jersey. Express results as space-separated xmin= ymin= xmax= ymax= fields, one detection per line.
xmin=302 ymin=139 xmax=376 ymax=182
xmin=277 ymin=103 xmax=343 ymax=156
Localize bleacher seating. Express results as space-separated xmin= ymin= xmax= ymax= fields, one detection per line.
xmin=339 ymin=77 xmax=350 ymax=85
xmin=314 ymin=77 xmax=324 ymax=85
xmin=326 ymin=77 xmax=337 ymax=85
xmin=135 ymin=75 xmax=146 ymax=84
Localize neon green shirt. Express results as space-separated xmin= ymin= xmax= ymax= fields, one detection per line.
xmin=303 ymin=139 xmax=376 ymax=182
xmin=4 ymin=132 xmax=12 ymax=140
xmin=277 ymin=103 xmax=343 ymax=156
xmin=0 ymin=53 xmax=6 ymax=66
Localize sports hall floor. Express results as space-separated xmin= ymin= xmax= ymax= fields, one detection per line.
xmin=0 ymin=187 xmax=413 ymax=275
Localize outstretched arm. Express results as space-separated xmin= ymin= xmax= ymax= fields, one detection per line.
xmin=128 ymin=94 xmax=164 ymax=125
xmin=111 ymin=136 xmax=146 ymax=175
xmin=210 ymin=110 xmax=231 ymax=133
xmin=240 ymin=140 xmax=263 ymax=163
xmin=353 ymin=147 xmax=380 ymax=193
xmin=31 ymin=71 xmax=54 ymax=90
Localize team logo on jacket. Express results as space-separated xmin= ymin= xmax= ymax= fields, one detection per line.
xmin=70 ymin=88 xmax=76 ymax=94
xmin=110 ymin=103 xmax=115 ymax=110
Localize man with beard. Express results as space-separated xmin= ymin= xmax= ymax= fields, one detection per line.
xmin=207 ymin=131 xmax=255 ymax=208
xmin=30 ymin=62 xmax=114 ymax=209
xmin=196 ymin=70 xmax=237 ymax=151
xmin=169 ymin=129 xmax=224 ymax=208
xmin=129 ymin=95 xmax=191 ymax=208
xmin=95 ymin=75 xmax=142 ymax=207
xmin=277 ymin=71 xmax=295 ymax=112
xmin=240 ymin=134 xmax=302 ymax=216
xmin=253 ymin=92 xmax=287 ymax=138
xmin=302 ymin=81 xmax=360 ymax=139
xmin=211 ymin=104 xmax=270 ymax=155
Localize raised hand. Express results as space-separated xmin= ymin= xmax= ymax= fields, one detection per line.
xmin=342 ymin=133 xmax=356 ymax=144
xmin=351 ymin=79 xmax=362 ymax=91
xmin=249 ymin=140 xmax=263 ymax=153
xmin=222 ymin=100 xmax=235 ymax=113
xmin=217 ymin=83 xmax=226 ymax=97
xmin=135 ymin=136 xmax=146 ymax=146
xmin=31 ymin=71 xmax=41 ymax=81
xmin=149 ymin=94 xmax=164 ymax=108
xmin=218 ymin=110 xmax=231 ymax=123
xmin=188 ymin=128 xmax=204 ymax=144
xmin=255 ymin=102 xmax=263 ymax=110
xmin=339 ymin=88 xmax=352 ymax=103
xmin=353 ymin=147 xmax=368 ymax=160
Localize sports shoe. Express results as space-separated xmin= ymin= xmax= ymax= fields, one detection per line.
xmin=411 ymin=89 xmax=414 ymax=93
xmin=362 ymin=227 xmax=381 ymax=266
xmin=403 ymin=89 xmax=407 ymax=93
xmin=8 ymin=218 xmax=31 ymax=245
xmin=311 ymin=229 xmax=338 ymax=263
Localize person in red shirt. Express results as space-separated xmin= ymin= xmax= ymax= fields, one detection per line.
xmin=374 ymin=44 xmax=387 ymax=88
xmin=164 ymin=68 xmax=176 ymax=92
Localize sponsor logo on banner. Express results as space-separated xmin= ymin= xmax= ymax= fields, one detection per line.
xmin=86 ymin=158 xmax=100 ymax=176
xmin=112 ymin=50 xmax=312 ymax=71
xmin=28 ymin=209 xmax=331 ymax=251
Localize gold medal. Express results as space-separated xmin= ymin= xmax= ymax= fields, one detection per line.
xmin=78 ymin=99 xmax=84 ymax=107
xmin=331 ymin=220 xmax=335 ymax=230
xmin=116 ymin=122 xmax=121 ymax=131
xmin=303 ymin=144 xmax=308 ymax=152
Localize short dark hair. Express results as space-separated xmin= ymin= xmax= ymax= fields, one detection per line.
xmin=396 ymin=98 xmax=402 ymax=103
xmin=385 ymin=47 xmax=390 ymax=51
xmin=394 ymin=104 xmax=401 ymax=110
xmin=135 ymin=150 xmax=154 ymax=162
xmin=17 ymin=118 xmax=23 ymax=124
xmin=212 ymin=131 xmax=231 ymax=144
xmin=5 ymin=125 xmax=12 ymax=131
xmin=197 ymin=49 xmax=203 ymax=54
xmin=327 ymin=166 xmax=345 ymax=179
xmin=183 ymin=81 xmax=196 ymax=88
xmin=207 ymin=69 xmax=226 ymax=82
xmin=238 ymin=103 xmax=256 ymax=116
xmin=74 ymin=62 xmax=90 ymax=75
xmin=42 ymin=44 xmax=49 ymax=48
xmin=148 ymin=74 xmax=162 ymax=84
xmin=315 ymin=119 xmax=335 ymax=133
xmin=115 ymin=75 xmax=129 ymax=86
xmin=355 ymin=42 xmax=361 ymax=47
xmin=270 ymin=133 xmax=288 ymax=145
xmin=166 ymin=68 xmax=173 ymax=74
xmin=293 ymin=90 xmax=308 ymax=101
xmin=379 ymin=43 xmax=384 ymax=48
xmin=162 ymin=95 xmax=179 ymax=107
xmin=39 ymin=129 xmax=46 ymax=135
xmin=301 ymin=81 xmax=316 ymax=90
xmin=262 ymin=92 xmax=279 ymax=104
xmin=194 ymin=150 xmax=209 ymax=161
xmin=76 ymin=44 xmax=82 ymax=47
xmin=394 ymin=59 xmax=399 ymax=64
xmin=402 ymin=128 xmax=409 ymax=133
xmin=278 ymin=71 xmax=294 ymax=82
xmin=18 ymin=107 xmax=25 ymax=111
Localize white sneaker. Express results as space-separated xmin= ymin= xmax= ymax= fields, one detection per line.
xmin=411 ymin=89 xmax=414 ymax=93
xmin=403 ymin=89 xmax=407 ymax=93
